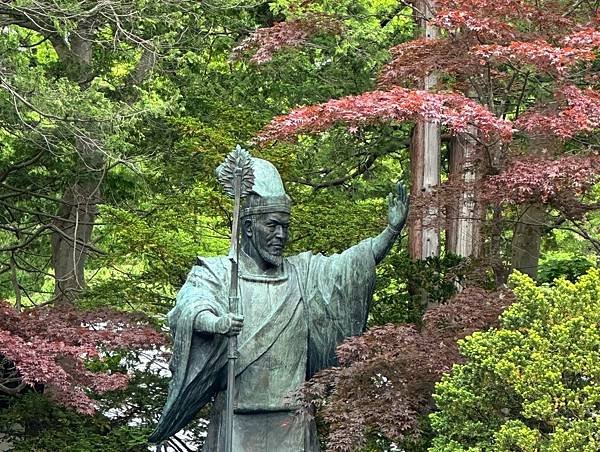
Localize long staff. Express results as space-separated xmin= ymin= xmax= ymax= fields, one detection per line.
xmin=216 ymin=146 xmax=254 ymax=452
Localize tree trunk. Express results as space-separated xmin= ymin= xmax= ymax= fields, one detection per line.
xmin=409 ymin=122 xmax=441 ymax=260
xmin=51 ymin=137 xmax=104 ymax=303
xmin=408 ymin=0 xmax=440 ymax=310
xmin=510 ymin=137 xmax=559 ymax=280
xmin=49 ymin=34 xmax=104 ymax=304
xmin=446 ymin=131 xmax=483 ymax=258
xmin=409 ymin=0 xmax=440 ymax=261
xmin=511 ymin=204 xmax=546 ymax=279
xmin=47 ymin=32 xmax=155 ymax=303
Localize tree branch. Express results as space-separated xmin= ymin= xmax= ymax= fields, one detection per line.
xmin=0 ymin=147 xmax=47 ymax=184
xmin=293 ymin=153 xmax=379 ymax=189
xmin=0 ymin=381 xmax=28 ymax=396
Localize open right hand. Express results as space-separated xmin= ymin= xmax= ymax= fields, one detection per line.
xmin=387 ymin=182 xmax=409 ymax=232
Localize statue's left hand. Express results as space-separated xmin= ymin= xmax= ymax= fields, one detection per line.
xmin=387 ymin=182 xmax=409 ymax=232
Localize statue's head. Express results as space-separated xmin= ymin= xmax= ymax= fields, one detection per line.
xmin=240 ymin=158 xmax=291 ymax=269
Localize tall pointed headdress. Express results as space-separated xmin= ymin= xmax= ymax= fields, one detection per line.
xmin=241 ymin=158 xmax=291 ymax=218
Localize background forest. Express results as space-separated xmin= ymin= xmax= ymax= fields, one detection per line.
xmin=0 ymin=0 xmax=599 ymax=451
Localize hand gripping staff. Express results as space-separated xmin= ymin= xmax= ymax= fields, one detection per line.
xmin=216 ymin=146 xmax=254 ymax=452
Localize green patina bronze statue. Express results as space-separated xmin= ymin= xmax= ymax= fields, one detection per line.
xmin=149 ymin=148 xmax=408 ymax=451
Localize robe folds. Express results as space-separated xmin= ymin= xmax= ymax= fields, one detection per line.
xmin=149 ymin=238 xmax=376 ymax=451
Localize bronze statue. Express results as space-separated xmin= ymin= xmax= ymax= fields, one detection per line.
xmin=149 ymin=148 xmax=408 ymax=451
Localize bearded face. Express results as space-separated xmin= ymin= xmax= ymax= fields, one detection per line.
xmin=244 ymin=212 xmax=290 ymax=268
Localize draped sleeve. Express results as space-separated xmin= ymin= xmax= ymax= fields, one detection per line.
xmin=149 ymin=257 xmax=230 ymax=443
xmin=287 ymin=238 xmax=376 ymax=377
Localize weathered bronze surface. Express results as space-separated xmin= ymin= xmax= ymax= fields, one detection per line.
xmin=150 ymin=156 xmax=408 ymax=451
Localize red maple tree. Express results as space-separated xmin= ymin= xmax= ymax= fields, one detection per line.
xmin=301 ymin=288 xmax=514 ymax=450
xmin=257 ymin=87 xmax=513 ymax=144
xmin=0 ymin=301 xmax=165 ymax=414
xmin=232 ymin=12 xmax=343 ymax=64
xmin=244 ymin=0 xmax=600 ymax=206
xmin=484 ymin=155 xmax=600 ymax=206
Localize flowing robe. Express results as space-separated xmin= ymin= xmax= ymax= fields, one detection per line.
xmin=149 ymin=238 xmax=376 ymax=451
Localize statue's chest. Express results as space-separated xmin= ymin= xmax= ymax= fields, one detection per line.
xmin=239 ymin=280 xmax=299 ymax=334
xmin=235 ymin=275 xmax=308 ymax=410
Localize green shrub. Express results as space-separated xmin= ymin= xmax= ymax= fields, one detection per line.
xmin=429 ymin=269 xmax=600 ymax=452
xmin=538 ymin=251 xmax=594 ymax=284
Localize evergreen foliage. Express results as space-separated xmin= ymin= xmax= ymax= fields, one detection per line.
xmin=430 ymin=270 xmax=600 ymax=451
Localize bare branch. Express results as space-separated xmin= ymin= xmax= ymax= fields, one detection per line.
xmin=0 ymin=381 xmax=28 ymax=396
xmin=0 ymin=147 xmax=47 ymax=184
xmin=292 ymin=153 xmax=380 ymax=190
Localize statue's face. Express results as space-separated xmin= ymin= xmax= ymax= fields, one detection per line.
xmin=248 ymin=211 xmax=290 ymax=268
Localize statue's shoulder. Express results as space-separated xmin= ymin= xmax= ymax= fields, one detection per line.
xmin=186 ymin=255 xmax=230 ymax=280
xmin=178 ymin=256 xmax=230 ymax=297
xmin=195 ymin=255 xmax=229 ymax=268
xmin=288 ymin=250 xmax=314 ymax=259
xmin=286 ymin=251 xmax=315 ymax=270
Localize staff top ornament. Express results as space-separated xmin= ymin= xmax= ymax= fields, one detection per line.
xmin=216 ymin=145 xmax=255 ymax=199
